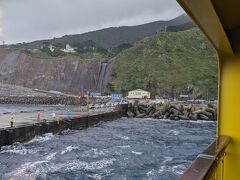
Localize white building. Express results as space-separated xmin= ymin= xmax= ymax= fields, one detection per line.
xmin=128 ymin=89 xmax=151 ymax=99
xmin=62 ymin=44 xmax=76 ymax=53
xmin=48 ymin=44 xmax=55 ymax=52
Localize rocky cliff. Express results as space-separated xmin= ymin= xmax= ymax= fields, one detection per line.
xmin=0 ymin=49 xmax=112 ymax=94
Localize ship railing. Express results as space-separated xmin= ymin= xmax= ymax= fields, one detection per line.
xmin=180 ymin=135 xmax=231 ymax=180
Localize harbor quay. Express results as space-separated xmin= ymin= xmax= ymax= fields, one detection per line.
xmin=0 ymin=104 xmax=128 ymax=148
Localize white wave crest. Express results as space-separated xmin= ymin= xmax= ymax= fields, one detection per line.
xmin=26 ymin=133 xmax=54 ymax=144
xmin=61 ymin=146 xmax=78 ymax=155
xmin=117 ymin=145 xmax=131 ymax=149
xmin=117 ymin=135 xmax=129 ymax=140
xmin=45 ymin=152 xmax=57 ymax=161
xmin=146 ymin=169 xmax=158 ymax=177
xmin=4 ymin=157 xmax=115 ymax=179
xmin=81 ymin=148 xmax=106 ymax=158
xmin=3 ymin=160 xmax=48 ymax=180
xmin=172 ymin=164 xmax=186 ymax=175
xmin=131 ymin=151 xmax=143 ymax=155
xmin=67 ymin=158 xmax=116 ymax=171
xmin=0 ymin=145 xmax=38 ymax=155
xmin=158 ymin=164 xmax=186 ymax=175
xmin=48 ymin=158 xmax=116 ymax=173
xmin=168 ymin=130 xmax=180 ymax=136
xmin=162 ymin=156 xmax=173 ymax=164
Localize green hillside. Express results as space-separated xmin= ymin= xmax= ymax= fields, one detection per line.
xmin=110 ymin=28 xmax=217 ymax=99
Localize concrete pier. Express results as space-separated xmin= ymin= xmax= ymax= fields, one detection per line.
xmin=0 ymin=104 xmax=128 ymax=148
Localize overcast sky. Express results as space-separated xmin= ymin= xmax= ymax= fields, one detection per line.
xmin=0 ymin=0 xmax=183 ymax=44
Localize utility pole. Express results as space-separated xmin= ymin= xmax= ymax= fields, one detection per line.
xmin=2 ymin=41 xmax=5 ymax=48
xmin=87 ymin=90 xmax=89 ymax=113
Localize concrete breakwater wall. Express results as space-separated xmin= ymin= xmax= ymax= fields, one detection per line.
xmin=0 ymin=96 xmax=86 ymax=105
xmin=0 ymin=110 xmax=126 ymax=148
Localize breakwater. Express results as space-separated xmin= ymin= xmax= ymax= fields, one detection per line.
xmin=0 ymin=96 xmax=86 ymax=105
xmin=0 ymin=96 xmax=111 ymax=106
xmin=127 ymin=101 xmax=217 ymax=121
xmin=0 ymin=105 xmax=127 ymax=148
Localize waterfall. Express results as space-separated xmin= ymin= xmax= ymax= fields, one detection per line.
xmin=96 ymin=62 xmax=108 ymax=94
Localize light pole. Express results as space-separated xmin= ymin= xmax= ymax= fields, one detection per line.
xmin=87 ymin=90 xmax=89 ymax=113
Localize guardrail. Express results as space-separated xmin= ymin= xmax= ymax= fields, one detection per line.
xmin=180 ymin=135 xmax=231 ymax=180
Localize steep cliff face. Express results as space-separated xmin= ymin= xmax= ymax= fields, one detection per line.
xmin=0 ymin=49 xmax=112 ymax=94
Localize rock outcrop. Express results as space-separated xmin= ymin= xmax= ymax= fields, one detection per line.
xmin=0 ymin=49 xmax=113 ymax=94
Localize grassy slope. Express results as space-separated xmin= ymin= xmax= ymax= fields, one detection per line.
xmin=25 ymin=49 xmax=108 ymax=61
xmin=111 ymin=28 xmax=217 ymax=98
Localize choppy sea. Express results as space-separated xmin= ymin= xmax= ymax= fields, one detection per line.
xmin=0 ymin=117 xmax=216 ymax=180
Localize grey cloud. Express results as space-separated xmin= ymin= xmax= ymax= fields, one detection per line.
xmin=0 ymin=0 xmax=183 ymax=44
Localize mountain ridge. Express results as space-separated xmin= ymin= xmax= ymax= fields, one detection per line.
xmin=10 ymin=14 xmax=192 ymax=49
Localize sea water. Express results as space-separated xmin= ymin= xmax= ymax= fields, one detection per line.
xmin=0 ymin=118 xmax=215 ymax=180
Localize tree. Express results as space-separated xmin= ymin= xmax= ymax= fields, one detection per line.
xmin=145 ymin=76 xmax=158 ymax=98
xmin=53 ymin=42 xmax=64 ymax=49
xmin=106 ymin=83 xmax=115 ymax=92
xmin=97 ymin=46 xmax=108 ymax=54
xmin=51 ymin=49 xmax=66 ymax=57
xmin=112 ymin=43 xmax=133 ymax=54
xmin=40 ymin=47 xmax=51 ymax=54
xmin=42 ymin=41 xmax=50 ymax=47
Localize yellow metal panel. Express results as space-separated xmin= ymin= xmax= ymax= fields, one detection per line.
xmin=177 ymin=0 xmax=233 ymax=56
xmin=176 ymin=0 xmax=240 ymax=179
xmin=218 ymin=54 xmax=240 ymax=179
xmin=211 ymin=0 xmax=240 ymax=30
